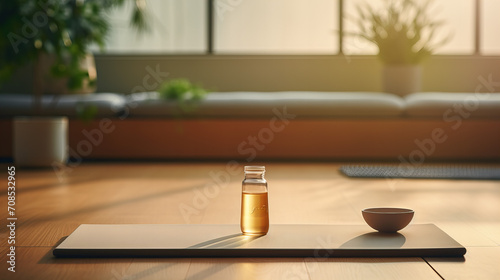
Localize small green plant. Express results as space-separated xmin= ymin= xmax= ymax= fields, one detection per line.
xmin=158 ymin=78 xmax=208 ymax=112
xmin=347 ymin=0 xmax=450 ymax=65
xmin=158 ymin=78 xmax=207 ymax=101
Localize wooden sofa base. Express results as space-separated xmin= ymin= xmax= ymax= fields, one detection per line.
xmin=1 ymin=118 xmax=499 ymax=161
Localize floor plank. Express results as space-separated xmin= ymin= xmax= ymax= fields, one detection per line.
xmin=470 ymin=223 xmax=500 ymax=245
xmin=0 ymin=247 xmax=133 ymax=280
xmin=184 ymin=258 xmax=309 ymax=280
xmin=116 ymin=258 xmax=192 ymax=280
xmin=305 ymin=258 xmax=441 ymax=280
xmin=426 ymin=247 xmax=500 ymax=280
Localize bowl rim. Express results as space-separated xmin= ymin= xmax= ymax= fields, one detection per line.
xmin=362 ymin=207 xmax=414 ymax=214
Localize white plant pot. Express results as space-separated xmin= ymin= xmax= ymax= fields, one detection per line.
xmin=382 ymin=65 xmax=422 ymax=97
xmin=13 ymin=117 xmax=68 ymax=167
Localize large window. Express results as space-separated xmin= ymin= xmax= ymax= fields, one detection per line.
xmin=104 ymin=0 xmax=206 ymax=53
xmin=214 ymin=0 xmax=338 ymax=54
xmin=481 ymin=0 xmax=500 ymax=55
xmin=102 ymin=0 xmax=498 ymax=56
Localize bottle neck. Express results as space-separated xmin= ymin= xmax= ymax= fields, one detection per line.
xmin=244 ymin=172 xmax=265 ymax=180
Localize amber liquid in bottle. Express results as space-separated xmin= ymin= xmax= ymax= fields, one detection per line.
xmin=241 ymin=166 xmax=269 ymax=235
xmin=240 ymin=191 xmax=269 ymax=235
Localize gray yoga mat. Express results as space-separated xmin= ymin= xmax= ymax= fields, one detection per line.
xmin=340 ymin=165 xmax=500 ymax=180
xmin=53 ymin=224 xmax=465 ymax=258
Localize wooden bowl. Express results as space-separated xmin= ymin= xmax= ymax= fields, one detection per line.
xmin=362 ymin=208 xmax=414 ymax=233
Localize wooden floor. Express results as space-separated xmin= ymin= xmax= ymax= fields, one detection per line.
xmin=1 ymin=162 xmax=499 ymax=279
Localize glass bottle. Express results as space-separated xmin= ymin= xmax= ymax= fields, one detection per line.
xmin=240 ymin=166 xmax=269 ymax=235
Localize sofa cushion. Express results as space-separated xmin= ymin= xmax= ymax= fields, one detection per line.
xmin=405 ymin=92 xmax=500 ymax=118
xmin=127 ymin=91 xmax=405 ymax=118
xmin=0 ymin=93 xmax=126 ymax=117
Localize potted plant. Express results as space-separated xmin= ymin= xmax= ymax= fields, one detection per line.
xmin=347 ymin=0 xmax=449 ymax=96
xmin=158 ymin=78 xmax=208 ymax=114
xmin=0 ymin=0 xmax=148 ymax=167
